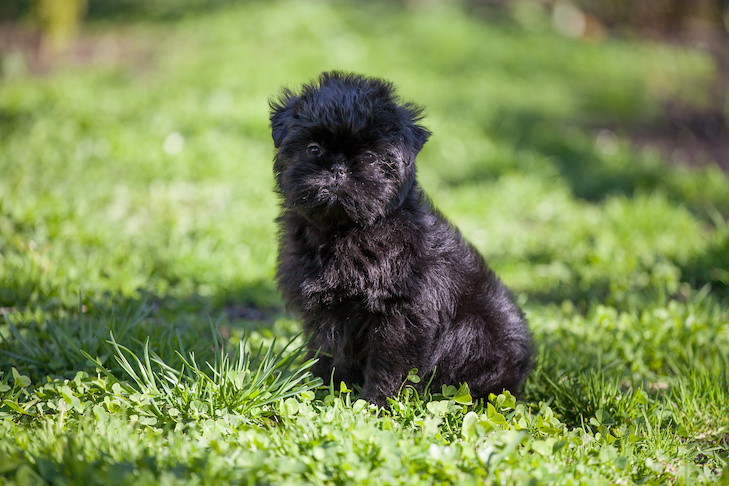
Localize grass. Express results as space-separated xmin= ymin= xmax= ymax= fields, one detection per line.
xmin=1 ymin=0 xmax=728 ymax=484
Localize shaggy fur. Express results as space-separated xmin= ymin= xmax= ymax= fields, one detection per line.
xmin=270 ymin=71 xmax=533 ymax=405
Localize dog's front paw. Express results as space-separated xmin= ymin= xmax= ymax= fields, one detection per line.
xmin=361 ymin=392 xmax=390 ymax=409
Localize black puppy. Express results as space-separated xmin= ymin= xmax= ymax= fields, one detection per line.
xmin=270 ymin=72 xmax=532 ymax=406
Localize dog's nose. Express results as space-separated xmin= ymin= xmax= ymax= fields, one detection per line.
xmin=330 ymin=164 xmax=346 ymax=179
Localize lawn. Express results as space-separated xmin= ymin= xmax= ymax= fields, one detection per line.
xmin=1 ymin=1 xmax=728 ymax=484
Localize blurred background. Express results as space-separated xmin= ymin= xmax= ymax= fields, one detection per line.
xmin=1 ymin=0 xmax=727 ymax=170
xmin=1 ymin=0 xmax=728 ymax=314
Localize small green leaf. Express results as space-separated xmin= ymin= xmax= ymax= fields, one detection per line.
xmin=142 ymin=416 xmax=158 ymax=426
xmin=552 ymin=440 xmax=567 ymax=454
xmin=487 ymin=402 xmax=497 ymax=418
xmin=299 ymin=390 xmax=315 ymax=401
xmin=426 ymin=400 xmax=450 ymax=416
xmin=283 ymin=397 xmax=299 ymax=415
xmin=2 ymin=400 xmax=28 ymax=415
xmin=599 ymin=445 xmax=617 ymax=463
xmin=422 ymin=415 xmax=443 ymax=437
xmin=531 ymin=440 xmax=552 ymax=456
xmin=479 ymin=419 xmax=496 ymax=435
xmin=11 ymin=368 xmax=30 ymax=388
xmin=495 ymin=391 xmax=515 ymax=410
xmin=93 ymin=404 xmax=107 ymax=420
xmin=407 ymin=369 xmax=421 ymax=384
xmin=59 ymin=385 xmax=75 ymax=403
xmin=539 ymin=426 xmax=562 ymax=436
xmin=441 ymin=385 xmax=457 ymax=397
xmin=634 ymin=388 xmax=648 ymax=405
xmin=594 ymin=409 xmax=614 ymax=425
xmin=453 ymin=384 xmax=472 ymax=405
xmin=645 ymin=457 xmax=663 ymax=473
xmin=490 ymin=413 xmax=507 ymax=426
xmin=462 ymin=411 xmax=479 ymax=440
xmin=613 ymin=456 xmax=628 ymax=471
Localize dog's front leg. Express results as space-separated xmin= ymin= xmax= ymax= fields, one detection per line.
xmin=360 ymin=321 xmax=432 ymax=406
xmin=360 ymin=356 xmax=408 ymax=406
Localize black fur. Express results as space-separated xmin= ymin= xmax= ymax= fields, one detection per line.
xmin=270 ymin=71 xmax=533 ymax=406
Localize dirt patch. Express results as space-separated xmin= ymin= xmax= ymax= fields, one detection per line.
xmin=0 ymin=22 xmax=156 ymax=76
xmin=633 ymin=20 xmax=729 ymax=173
xmin=630 ymin=102 xmax=729 ymax=172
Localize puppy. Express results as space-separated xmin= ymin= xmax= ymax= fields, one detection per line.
xmin=270 ymin=72 xmax=533 ymax=406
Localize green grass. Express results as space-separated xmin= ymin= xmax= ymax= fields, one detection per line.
xmin=1 ymin=1 xmax=729 ymax=484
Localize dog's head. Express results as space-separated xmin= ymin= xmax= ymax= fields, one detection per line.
xmin=270 ymin=71 xmax=430 ymax=227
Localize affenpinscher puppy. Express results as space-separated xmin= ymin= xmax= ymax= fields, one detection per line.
xmin=270 ymin=71 xmax=532 ymax=406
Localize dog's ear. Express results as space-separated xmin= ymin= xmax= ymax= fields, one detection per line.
xmin=270 ymin=89 xmax=298 ymax=148
xmin=397 ymin=103 xmax=431 ymax=162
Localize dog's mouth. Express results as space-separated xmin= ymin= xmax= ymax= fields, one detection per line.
xmin=288 ymin=171 xmax=388 ymax=227
xmin=320 ymin=183 xmax=345 ymax=199
xmin=312 ymin=171 xmax=350 ymax=201
xmin=316 ymin=187 xmax=351 ymax=216
xmin=292 ymin=173 xmax=346 ymax=204
xmin=297 ymin=187 xmax=350 ymax=226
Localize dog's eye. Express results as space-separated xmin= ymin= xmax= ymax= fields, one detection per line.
xmin=362 ymin=152 xmax=377 ymax=164
xmin=307 ymin=143 xmax=322 ymax=157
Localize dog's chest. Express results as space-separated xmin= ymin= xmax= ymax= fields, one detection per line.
xmin=298 ymin=228 xmax=409 ymax=311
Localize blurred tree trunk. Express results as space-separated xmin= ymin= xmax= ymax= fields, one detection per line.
xmin=34 ymin=0 xmax=87 ymax=55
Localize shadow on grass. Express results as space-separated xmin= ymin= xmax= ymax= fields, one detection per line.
xmin=679 ymin=230 xmax=729 ymax=300
xmin=444 ymin=108 xmax=729 ymax=216
xmin=0 ymin=278 xmax=287 ymax=383
xmin=0 ymin=106 xmax=31 ymax=139
xmin=515 ymin=223 xmax=729 ymax=308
